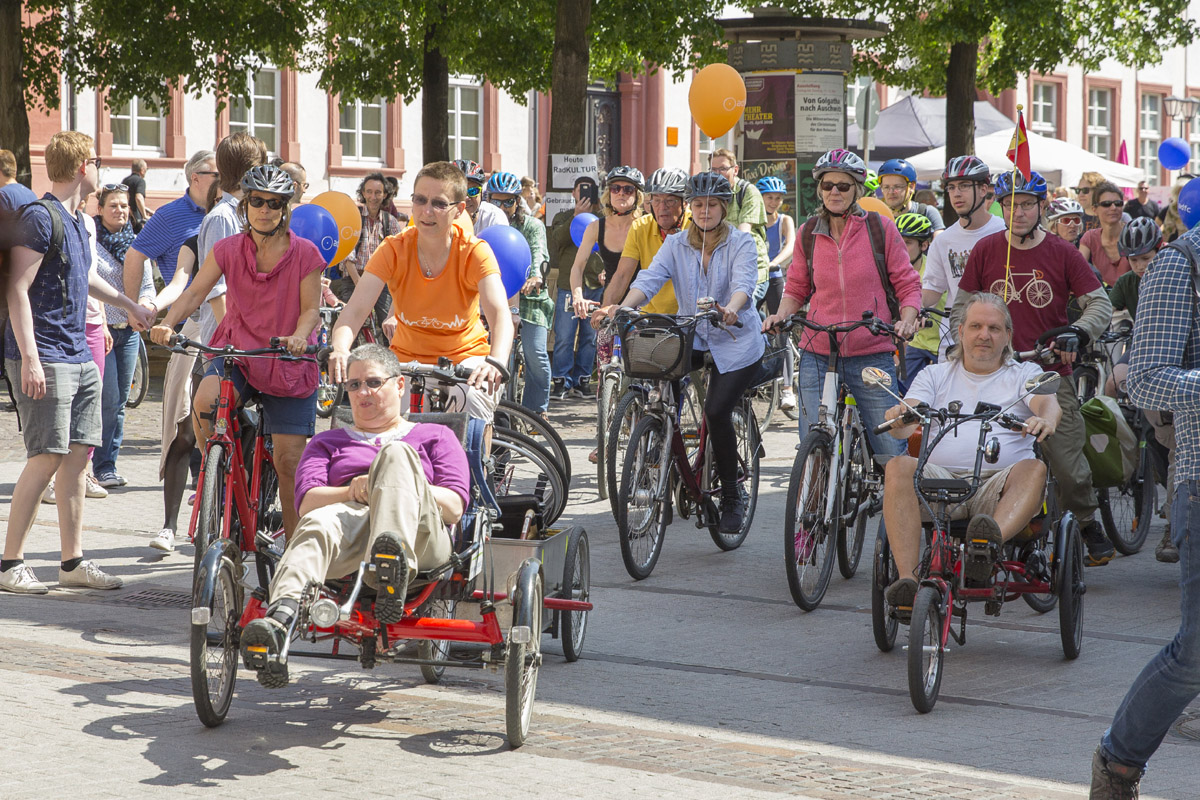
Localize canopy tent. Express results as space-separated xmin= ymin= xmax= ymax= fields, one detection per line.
xmin=906 ymin=128 xmax=1145 ymax=188
xmin=848 ymin=97 xmax=1015 ymax=163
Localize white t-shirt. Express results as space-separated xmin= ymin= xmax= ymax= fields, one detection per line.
xmin=904 ymin=358 xmax=1045 ymax=472
xmin=473 ymin=201 xmax=508 ymax=235
xmin=922 ymin=214 xmax=1007 ymax=307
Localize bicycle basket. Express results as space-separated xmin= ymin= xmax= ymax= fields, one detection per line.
xmin=618 ymin=314 xmax=695 ymax=381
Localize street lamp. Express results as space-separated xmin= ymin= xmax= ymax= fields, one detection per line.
xmin=1164 ymin=95 xmax=1200 ymax=137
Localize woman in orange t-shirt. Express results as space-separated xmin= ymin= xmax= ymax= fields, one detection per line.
xmin=329 ymin=161 xmax=514 ymax=419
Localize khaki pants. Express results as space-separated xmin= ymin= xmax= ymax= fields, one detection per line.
xmin=1041 ymin=379 xmax=1098 ymax=522
xmin=270 ymin=441 xmax=451 ymax=603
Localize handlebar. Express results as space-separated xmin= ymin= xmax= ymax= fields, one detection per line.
xmin=772 ymin=310 xmax=899 ymax=341
xmin=614 ymin=306 xmax=743 ymax=331
xmin=396 ymin=356 xmax=511 ymax=385
xmin=873 ymin=403 xmax=1028 ymax=436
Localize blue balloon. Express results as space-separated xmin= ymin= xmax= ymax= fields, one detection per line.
xmin=570 ymin=212 xmax=599 ymax=253
xmin=290 ymin=204 xmax=338 ymax=265
xmin=478 ymin=225 xmax=532 ymax=297
xmin=1159 ymin=137 xmax=1191 ymax=171
xmin=1178 ymin=177 xmax=1200 ymax=230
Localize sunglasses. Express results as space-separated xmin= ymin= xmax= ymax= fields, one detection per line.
xmin=1074 ymin=187 xmax=1092 ymax=194
xmin=247 ymin=196 xmax=286 ymax=210
xmin=466 ymin=186 xmax=481 ymax=198
xmin=86 ymin=157 xmax=103 ymax=168
xmin=820 ymin=181 xmax=853 ymax=193
xmin=1096 ymin=200 xmax=1123 ymax=208
xmin=345 ymin=376 xmax=396 ymax=392
xmin=608 ymin=183 xmax=637 ymax=196
xmin=494 ymin=197 xmax=518 ymax=208
xmin=194 ymin=170 xmax=220 ymax=177
xmin=412 ymin=194 xmax=454 ymax=212
xmin=100 ymin=183 xmax=127 ymax=193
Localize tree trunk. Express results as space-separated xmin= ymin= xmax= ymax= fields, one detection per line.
xmin=546 ymin=0 xmax=592 ymax=186
xmin=0 ymin=0 xmax=32 ymax=187
xmin=943 ymin=41 xmax=979 ymax=223
xmin=422 ymin=18 xmax=450 ymax=165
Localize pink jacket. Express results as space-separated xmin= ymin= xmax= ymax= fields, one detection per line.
xmin=784 ymin=212 xmax=921 ymax=357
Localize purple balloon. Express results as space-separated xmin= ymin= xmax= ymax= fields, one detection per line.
xmin=570 ymin=212 xmax=599 ymax=252
xmin=478 ymin=225 xmax=532 ymax=297
xmin=1159 ymin=137 xmax=1191 ymax=171
xmin=1178 ymin=177 xmax=1200 ymax=230
xmin=290 ymin=204 xmax=338 ymax=265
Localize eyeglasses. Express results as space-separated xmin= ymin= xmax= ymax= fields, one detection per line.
xmin=86 ymin=157 xmax=102 ymax=168
xmin=345 ymin=375 xmax=397 ymax=393
xmin=608 ymin=183 xmax=637 ymax=196
xmin=710 ymin=164 xmax=733 ymax=173
xmin=494 ymin=197 xmax=518 ymax=208
xmin=412 ymin=194 xmax=455 ymax=212
xmin=247 ymin=196 xmax=286 ymax=210
xmin=466 ymin=186 xmax=481 ymax=198
xmin=194 ymin=171 xmax=219 ymax=177
xmin=1000 ymin=200 xmax=1040 ymax=213
xmin=1074 ymin=186 xmax=1092 ymax=194
xmin=880 ymin=183 xmax=909 ymax=193
xmin=820 ymin=181 xmax=853 ymax=193
xmin=1097 ymin=200 xmax=1123 ymax=208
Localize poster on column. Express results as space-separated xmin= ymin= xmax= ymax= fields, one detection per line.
xmin=793 ymin=72 xmax=845 ymax=155
xmin=740 ymin=73 xmax=796 ymax=161
xmin=739 ymin=159 xmax=799 ymax=224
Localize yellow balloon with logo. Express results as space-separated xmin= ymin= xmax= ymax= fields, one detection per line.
xmin=689 ymin=63 xmax=746 ymax=139
xmin=312 ymin=191 xmax=362 ymax=266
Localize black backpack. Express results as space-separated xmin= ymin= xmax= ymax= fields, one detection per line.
xmin=798 ymin=210 xmax=901 ymax=321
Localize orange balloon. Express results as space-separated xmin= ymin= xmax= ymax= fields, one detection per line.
xmin=312 ymin=191 xmax=362 ymax=265
xmin=858 ymin=196 xmax=895 ymax=220
xmin=689 ymin=63 xmax=746 ymax=139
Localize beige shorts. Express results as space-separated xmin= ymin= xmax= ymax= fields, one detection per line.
xmin=918 ymin=463 xmax=1040 ymax=521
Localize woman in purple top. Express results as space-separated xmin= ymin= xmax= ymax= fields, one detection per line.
xmin=150 ymin=164 xmax=323 ymax=538
xmin=239 ymin=343 xmax=471 ymax=688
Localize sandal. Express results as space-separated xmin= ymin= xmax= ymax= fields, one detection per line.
xmin=588 ymin=448 xmax=599 ymax=464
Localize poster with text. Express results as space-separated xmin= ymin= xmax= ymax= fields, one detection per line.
xmin=793 ymin=73 xmax=845 ymax=156
xmin=740 ymin=159 xmax=799 ymax=225
xmin=740 ymin=73 xmax=796 ymax=161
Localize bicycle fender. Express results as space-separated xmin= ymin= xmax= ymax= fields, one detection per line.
xmin=193 ymin=538 xmax=243 ymax=613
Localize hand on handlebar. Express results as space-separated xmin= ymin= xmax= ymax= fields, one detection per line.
xmin=715 ymin=302 xmax=740 ymax=328
xmin=571 ymin=292 xmax=593 ymax=321
xmin=278 ymin=335 xmax=309 ymax=357
xmin=1021 ymin=414 xmax=1056 ymax=442
xmin=149 ymin=324 xmax=175 ymax=347
xmin=761 ymin=312 xmax=788 ymax=334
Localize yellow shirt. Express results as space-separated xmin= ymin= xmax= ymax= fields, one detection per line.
xmin=621 ymin=212 xmax=691 ymax=314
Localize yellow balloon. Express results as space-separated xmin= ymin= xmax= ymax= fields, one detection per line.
xmin=858 ymin=196 xmax=895 ymax=220
xmin=689 ymin=63 xmax=746 ymax=140
xmin=312 ymin=191 xmax=362 ymax=266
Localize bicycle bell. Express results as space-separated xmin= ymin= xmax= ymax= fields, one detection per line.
xmin=984 ymin=436 xmax=1001 ymax=464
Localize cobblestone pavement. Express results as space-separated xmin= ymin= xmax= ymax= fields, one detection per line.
xmin=1 ymin=377 xmax=1197 ymax=799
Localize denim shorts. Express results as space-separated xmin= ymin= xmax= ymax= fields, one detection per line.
xmin=204 ymin=357 xmax=316 ymax=436
xmin=6 ymin=359 xmax=102 ymax=457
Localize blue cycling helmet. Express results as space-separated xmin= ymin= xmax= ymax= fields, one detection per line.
xmin=878 ymin=158 xmax=917 ymax=185
xmin=993 ymin=170 xmax=1048 ymax=201
xmin=756 ymin=176 xmax=786 ymax=195
xmin=486 ymin=170 xmax=522 ymax=196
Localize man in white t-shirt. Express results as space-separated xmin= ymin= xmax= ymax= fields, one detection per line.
xmin=921 ymin=156 xmax=1005 ymax=357
xmin=879 ymin=292 xmax=1062 ymax=613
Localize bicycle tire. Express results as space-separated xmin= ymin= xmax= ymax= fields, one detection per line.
xmin=495 ymin=399 xmax=571 ymax=488
xmin=193 ymin=444 xmax=227 ymax=577
xmin=190 ymin=550 xmax=242 ymax=727
xmin=785 ymin=431 xmax=837 ymax=611
xmin=617 ymin=415 xmax=671 ymax=580
xmin=254 ymin=451 xmax=283 ymax=589
xmin=127 ymin=336 xmax=150 ymax=409
xmin=489 ymin=428 xmax=567 ymax=526
xmin=1074 ymin=365 xmax=1099 ymax=404
xmin=836 ymin=424 xmax=871 ymax=579
xmin=505 ymin=562 xmax=542 ymax=748
xmin=908 ymin=585 xmax=944 ymax=713
xmin=560 ymin=527 xmax=590 ymax=662
xmin=705 ymin=402 xmax=759 ymax=551
xmin=870 ymin=521 xmax=898 ymax=652
xmin=749 ymin=376 xmax=778 ymax=433
xmin=315 ymin=363 xmax=342 ymax=419
xmin=1108 ymin=424 xmax=1156 ymax=555
xmin=596 ymin=374 xmax=620 ymax=501
xmin=418 ymin=597 xmax=458 ymax=683
xmin=606 ymin=389 xmax=645 ymax=519
xmin=1058 ymin=517 xmax=1085 ymax=660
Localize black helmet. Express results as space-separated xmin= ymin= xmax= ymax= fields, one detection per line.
xmin=685 ymin=172 xmax=733 ymax=202
xmin=605 ymin=165 xmax=645 ymax=191
xmin=240 ymin=164 xmax=295 ymax=200
xmin=453 ymin=159 xmax=486 ymax=184
xmin=1119 ymin=216 xmax=1162 ymax=257
xmin=648 ymin=167 xmax=688 ymax=197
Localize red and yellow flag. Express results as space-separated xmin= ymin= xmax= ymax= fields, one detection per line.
xmin=1006 ymin=110 xmax=1031 ymax=183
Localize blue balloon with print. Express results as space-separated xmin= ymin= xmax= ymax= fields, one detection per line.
xmin=290 ymin=204 xmax=339 ymax=265
xmin=1178 ymin=177 xmax=1200 ymax=230
xmin=570 ymin=212 xmax=599 ymax=252
xmin=479 ymin=225 xmax=532 ymax=297
xmin=1159 ymin=137 xmax=1191 ymax=171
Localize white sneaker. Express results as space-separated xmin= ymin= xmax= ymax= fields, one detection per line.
xmin=58 ymin=560 xmax=123 ymax=589
xmin=149 ymin=528 xmax=176 ymax=552
xmin=85 ymin=474 xmax=109 ymax=499
xmin=41 ymin=481 xmax=55 ymax=504
xmin=0 ymin=563 xmax=49 ymax=594
xmin=780 ymin=389 xmax=797 ymax=411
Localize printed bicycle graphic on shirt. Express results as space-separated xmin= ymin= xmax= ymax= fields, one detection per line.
xmin=989 ymin=270 xmax=1054 ymax=308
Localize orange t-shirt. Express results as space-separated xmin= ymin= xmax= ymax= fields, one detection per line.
xmin=365 ymin=222 xmax=500 ymax=364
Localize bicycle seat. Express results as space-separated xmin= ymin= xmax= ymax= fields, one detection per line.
xmin=919 ymin=477 xmax=972 ymax=497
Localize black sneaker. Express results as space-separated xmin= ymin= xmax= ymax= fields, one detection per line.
xmin=241 ymin=614 xmax=290 ymax=688
xmin=576 ymin=378 xmax=592 ymax=398
xmin=964 ymin=514 xmax=1003 ymax=583
xmin=718 ymin=493 xmax=746 ymax=534
xmin=885 ymin=577 xmax=918 ymax=621
xmin=1090 ymin=747 xmax=1142 ymax=799
xmin=551 ymin=379 xmax=568 ymax=401
xmin=1083 ymin=521 xmax=1116 ymax=567
xmin=371 ymin=532 xmax=410 ymax=625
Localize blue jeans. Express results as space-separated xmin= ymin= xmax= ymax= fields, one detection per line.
xmin=521 ymin=322 xmax=551 ymax=414
xmin=1102 ymin=480 xmax=1200 ymax=769
xmin=552 ymin=287 xmax=601 ymax=387
xmin=797 ymin=349 xmax=904 ymax=459
xmin=93 ymin=326 xmax=140 ymax=476
xmin=899 ymin=345 xmax=938 ymax=395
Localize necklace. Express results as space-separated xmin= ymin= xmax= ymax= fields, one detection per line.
xmin=416 ymin=247 xmax=438 ymax=278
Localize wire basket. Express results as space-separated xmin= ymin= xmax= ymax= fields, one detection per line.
xmin=618 ymin=315 xmax=695 ymax=381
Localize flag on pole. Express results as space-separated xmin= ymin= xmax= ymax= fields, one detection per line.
xmin=1006 ymin=109 xmax=1031 ymax=183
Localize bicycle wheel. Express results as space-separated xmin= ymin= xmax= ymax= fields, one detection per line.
xmin=254 ymin=451 xmax=283 ymax=589
xmin=495 ymin=399 xmax=571 ymax=487
xmin=781 ymin=339 xmax=801 ymax=421
xmin=418 ymin=597 xmax=457 ymax=683
xmin=836 ymin=423 xmax=871 ymax=579
xmin=489 ymin=428 xmax=567 ymax=526
xmin=1101 ymin=425 xmax=1155 ymax=555
xmin=1021 ymin=534 xmax=1058 ymax=614
xmin=505 ymin=561 xmax=542 ymax=748
xmin=870 ymin=521 xmax=898 ymax=652
xmin=190 ymin=549 xmax=242 ymax=727
xmin=606 ymin=389 xmax=645 ymax=519
xmin=315 ymin=363 xmax=342 ymax=419
xmin=596 ymin=374 xmax=620 ymax=500
xmin=617 ymin=415 xmax=671 ymax=580
xmin=784 ymin=431 xmax=837 ymax=611
xmin=560 ymin=527 xmax=590 ymax=662
xmin=908 ymin=585 xmax=944 ymax=713
xmin=193 ymin=444 xmax=227 ymax=576
xmin=127 ymin=336 xmax=149 ymax=409
xmin=705 ymin=402 xmax=759 ymax=551
xmin=1058 ymin=517 xmax=1085 ymax=660
xmin=504 ymin=348 xmax=526 ymax=405
xmin=1074 ymin=365 xmax=1099 ymax=404
xmin=749 ymin=376 xmax=778 ymax=433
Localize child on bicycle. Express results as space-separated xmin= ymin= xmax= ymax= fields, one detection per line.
xmin=604 ymin=172 xmax=765 ymax=534
xmin=895 ymin=212 xmax=944 ymax=393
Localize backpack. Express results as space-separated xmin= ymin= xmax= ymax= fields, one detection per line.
xmin=799 ymin=210 xmax=901 ymax=321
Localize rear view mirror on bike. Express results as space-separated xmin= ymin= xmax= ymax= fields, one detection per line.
xmin=1025 ymin=371 xmax=1060 ymax=395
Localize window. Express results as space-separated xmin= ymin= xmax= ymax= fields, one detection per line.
xmin=1191 ymin=110 xmax=1200 ymax=173
xmin=1030 ymin=82 xmax=1058 ymax=136
xmin=846 ymin=75 xmax=873 ymax=121
xmin=1087 ymin=87 xmax=1112 ymax=159
xmin=110 ymin=96 xmax=164 ymax=153
xmin=1140 ymin=93 xmax=1162 ymax=181
xmin=447 ymin=83 xmax=481 ymax=162
xmin=229 ymin=69 xmax=279 ymax=154
xmin=698 ymin=130 xmax=733 ymax=164
xmin=339 ymin=97 xmax=385 ymax=162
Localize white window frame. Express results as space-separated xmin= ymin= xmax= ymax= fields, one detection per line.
xmin=339 ymin=97 xmax=386 ymax=164
xmin=1139 ymin=93 xmax=1162 ymax=181
xmin=698 ymin=130 xmax=734 ymax=165
xmin=1030 ymin=82 xmax=1057 ymax=136
xmin=448 ymin=82 xmax=482 ymax=163
xmin=229 ymin=69 xmax=281 ymax=155
xmin=845 ymin=75 xmax=873 ymax=121
xmin=1087 ymin=87 xmax=1112 ymax=159
xmin=110 ymin=96 xmax=165 ymax=154
xmin=1190 ymin=110 xmax=1200 ymax=173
